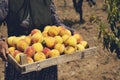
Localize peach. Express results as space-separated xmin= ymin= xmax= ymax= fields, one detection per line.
xmin=19 ymin=35 xmax=26 ymax=40
xmin=32 ymin=42 xmax=43 ymax=52
xmin=16 ymin=39 xmax=29 ymax=51
xmin=48 ymin=49 xmax=60 ymax=58
xmin=80 ymin=40 xmax=89 ymax=48
xmin=14 ymin=52 xmax=24 ymax=63
xmin=34 ymin=52 xmax=46 ymax=62
xmin=58 ymin=26 xmax=71 ymax=36
xmin=75 ymin=44 xmax=85 ymax=51
xmin=42 ymin=31 xmax=48 ymax=37
xmin=31 ymin=33 xmax=43 ymax=44
xmin=31 ymin=29 xmax=41 ymax=36
xmin=27 ymin=56 xmax=34 ymax=64
xmin=65 ymin=36 xmax=77 ymax=47
xmin=24 ymin=36 xmax=31 ymax=45
xmin=48 ymin=26 xmax=59 ymax=37
xmin=62 ymin=34 xmax=70 ymax=43
xmin=24 ymin=46 xmax=35 ymax=57
xmin=44 ymin=37 xmax=56 ymax=48
xmin=42 ymin=47 xmax=51 ymax=57
xmin=54 ymin=43 xmax=65 ymax=54
xmin=13 ymin=50 xmax=21 ymax=57
xmin=64 ymin=46 xmax=75 ymax=54
xmin=8 ymin=47 xmax=15 ymax=56
xmin=12 ymin=37 xmax=21 ymax=47
xmin=73 ymin=33 xmax=83 ymax=43
xmin=54 ymin=36 xmax=63 ymax=44
xmin=7 ymin=36 xmax=16 ymax=46
xmin=44 ymin=25 xmax=51 ymax=31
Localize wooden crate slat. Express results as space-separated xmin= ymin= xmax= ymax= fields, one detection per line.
xmin=8 ymin=47 xmax=97 ymax=74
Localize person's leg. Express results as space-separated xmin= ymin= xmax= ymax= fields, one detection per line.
xmin=77 ymin=0 xmax=84 ymax=23
xmin=72 ymin=0 xmax=78 ymax=12
xmin=87 ymin=0 xmax=96 ymax=7
xmin=91 ymin=0 xmax=96 ymax=5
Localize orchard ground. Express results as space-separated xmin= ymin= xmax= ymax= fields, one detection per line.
xmin=0 ymin=0 xmax=120 ymax=80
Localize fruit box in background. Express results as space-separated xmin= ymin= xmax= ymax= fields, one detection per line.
xmin=7 ymin=47 xmax=97 ymax=74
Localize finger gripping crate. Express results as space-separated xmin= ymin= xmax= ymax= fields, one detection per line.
xmin=7 ymin=47 xmax=97 ymax=74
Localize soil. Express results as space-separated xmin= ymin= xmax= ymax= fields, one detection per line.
xmin=0 ymin=0 xmax=120 ymax=80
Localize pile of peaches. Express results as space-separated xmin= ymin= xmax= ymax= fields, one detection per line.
xmin=7 ymin=25 xmax=89 ymax=64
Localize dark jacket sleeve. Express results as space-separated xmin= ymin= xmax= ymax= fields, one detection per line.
xmin=0 ymin=0 xmax=8 ymax=24
xmin=50 ymin=0 xmax=62 ymax=26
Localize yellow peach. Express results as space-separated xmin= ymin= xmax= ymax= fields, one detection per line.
xmin=65 ymin=36 xmax=77 ymax=47
xmin=73 ymin=33 xmax=83 ymax=43
xmin=48 ymin=49 xmax=60 ymax=58
xmin=44 ymin=37 xmax=56 ymax=48
xmin=27 ymin=56 xmax=34 ymax=64
xmin=54 ymin=36 xmax=63 ymax=44
xmin=31 ymin=33 xmax=43 ymax=44
xmin=34 ymin=52 xmax=46 ymax=62
xmin=64 ymin=46 xmax=75 ymax=54
xmin=32 ymin=42 xmax=43 ymax=52
xmin=44 ymin=25 xmax=51 ymax=31
xmin=48 ymin=26 xmax=59 ymax=37
xmin=14 ymin=52 xmax=24 ymax=63
xmin=75 ymin=44 xmax=85 ymax=51
xmin=7 ymin=36 xmax=16 ymax=46
xmin=16 ymin=39 xmax=29 ymax=51
xmin=31 ymin=29 xmax=41 ymax=36
xmin=54 ymin=43 xmax=65 ymax=54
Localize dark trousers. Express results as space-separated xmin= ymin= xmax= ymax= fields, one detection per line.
xmin=5 ymin=62 xmax=58 ymax=80
xmin=86 ymin=0 xmax=96 ymax=5
xmin=72 ymin=0 xmax=83 ymax=20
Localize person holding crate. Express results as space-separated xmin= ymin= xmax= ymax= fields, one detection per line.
xmin=0 ymin=0 xmax=74 ymax=80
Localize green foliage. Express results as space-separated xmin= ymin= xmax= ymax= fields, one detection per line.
xmin=99 ymin=0 xmax=120 ymax=57
xmin=89 ymin=0 xmax=120 ymax=58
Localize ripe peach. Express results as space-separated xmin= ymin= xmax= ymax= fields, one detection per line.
xmin=27 ymin=56 xmax=34 ymax=64
xmin=42 ymin=47 xmax=51 ymax=58
xmin=42 ymin=31 xmax=48 ymax=37
xmin=58 ymin=26 xmax=71 ymax=36
xmin=65 ymin=36 xmax=77 ymax=47
xmin=48 ymin=49 xmax=60 ymax=58
xmin=34 ymin=52 xmax=46 ymax=62
xmin=54 ymin=36 xmax=63 ymax=44
xmin=44 ymin=37 xmax=56 ymax=48
xmin=48 ymin=26 xmax=59 ymax=37
xmin=64 ymin=46 xmax=75 ymax=54
xmin=31 ymin=33 xmax=43 ymax=43
xmin=31 ymin=29 xmax=41 ymax=36
xmin=54 ymin=43 xmax=65 ymax=54
xmin=8 ymin=47 xmax=15 ymax=56
xmin=24 ymin=36 xmax=31 ymax=45
xmin=13 ymin=50 xmax=21 ymax=57
xmin=24 ymin=46 xmax=35 ymax=57
xmin=7 ymin=36 xmax=16 ymax=46
xmin=44 ymin=25 xmax=51 ymax=31
xmin=12 ymin=37 xmax=21 ymax=47
xmin=80 ymin=40 xmax=89 ymax=48
xmin=73 ymin=33 xmax=83 ymax=43
xmin=32 ymin=42 xmax=43 ymax=52
xmin=16 ymin=39 xmax=29 ymax=51
xmin=14 ymin=52 xmax=24 ymax=63
xmin=62 ymin=34 xmax=70 ymax=43
xmin=75 ymin=44 xmax=85 ymax=51
xmin=19 ymin=35 xmax=26 ymax=40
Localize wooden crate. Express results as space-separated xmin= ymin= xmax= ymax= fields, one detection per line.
xmin=7 ymin=47 xmax=97 ymax=74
